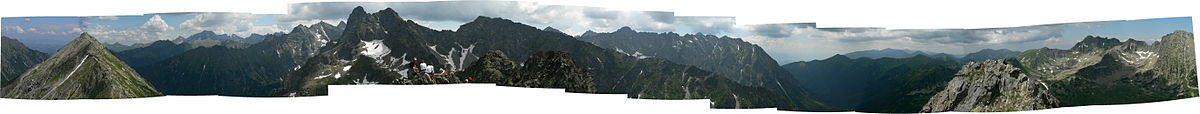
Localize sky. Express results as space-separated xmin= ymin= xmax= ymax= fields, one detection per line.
xmin=2 ymin=16 xmax=88 ymax=53
xmin=1 ymin=1 xmax=1192 ymax=63
xmin=749 ymin=17 xmax=1193 ymax=63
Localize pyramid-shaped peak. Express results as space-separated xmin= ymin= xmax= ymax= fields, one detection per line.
xmin=68 ymin=32 xmax=104 ymax=48
xmin=1 ymin=33 xmax=161 ymax=99
xmin=351 ymin=6 xmax=367 ymax=16
xmin=543 ymin=26 xmax=562 ymax=33
xmin=614 ymin=26 xmax=636 ymax=33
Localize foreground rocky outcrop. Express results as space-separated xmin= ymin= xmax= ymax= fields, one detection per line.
xmin=502 ymin=51 xmax=596 ymax=93
xmin=459 ymin=50 xmax=518 ymax=83
xmin=921 ymin=60 xmax=1058 ymax=112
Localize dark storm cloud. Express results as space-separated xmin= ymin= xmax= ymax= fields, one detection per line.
xmin=748 ymin=23 xmax=816 ymax=38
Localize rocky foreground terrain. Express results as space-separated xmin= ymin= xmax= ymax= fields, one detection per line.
xmin=922 ymin=60 xmax=1058 ymax=112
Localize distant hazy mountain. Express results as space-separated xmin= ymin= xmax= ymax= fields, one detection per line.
xmin=1 ymin=33 xmax=160 ymax=99
xmin=174 ymin=30 xmax=242 ymax=43
xmin=1014 ymin=31 xmax=1197 ymax=106
xmin=781 ymin=54 xmax=961 ymax=112
xmin=105 ymin=42 xmax=138 ymax=52
xmin=1 ymin=36 xmax=49 ymax=87
xmin=172 ymin=30 xmax=254 ymax=48
xmin=115 ymin=40 xmax=191 ymax=68
xmin=241 ymin=32 xmax=285 ymax=44
xmin=960 ymin=49 xmax=1021 ymax=61
xmin=842 ymin=48 xmax=957 ymax=59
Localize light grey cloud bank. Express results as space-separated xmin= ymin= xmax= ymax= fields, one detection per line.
xmin=72 ymin=1 xmax=1183 ymax=64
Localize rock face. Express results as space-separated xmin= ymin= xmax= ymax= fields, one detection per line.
xmin=922 ymin=60 xmax=1058 ymax=112
xmin=503 ymin=51 xmax=596 ymax=93
xmin=0 ymin=33 xmax=161 ymax=99
xmin=2 ymin=37 xmax=50 ymax=87
xmin=1152 ymin=31 xmax=1197 ymax=97
xmin=459 ymin=50 xmax=517 ymax=83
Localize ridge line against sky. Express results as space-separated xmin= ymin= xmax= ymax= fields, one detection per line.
xmin=1 ymin=0 xmax=1193 ymax=63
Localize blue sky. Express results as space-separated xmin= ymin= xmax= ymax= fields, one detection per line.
xmin=1061 ymin=17 xmax=1192 ymax=43
xmin=2 ymin=16 xmax=88 ymax=53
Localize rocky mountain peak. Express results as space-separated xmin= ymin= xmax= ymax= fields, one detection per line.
xmin=460 ymin=50 xmax=518 ymax=83
xmin=1071 ymin=35 xmax=1122 ymax=51
xmin=543 ymin=26 xmax=562 ymax=33
xmin=614 ymin=26 xmax=636 ymax=33
xmin=510 ymin=51 xmax=596 ymax=93
xmin=349 ymin=6 xmax=368 ymax=19
xmin=457 ymin=16 xmax=539 ymax=33
xmin=827 ymin=54 xmax=852 ymax=60
xmin=581 ymin=30 xmax=599 ymax=37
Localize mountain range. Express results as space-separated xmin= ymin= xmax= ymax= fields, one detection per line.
xmin=841 ymin=48 xmax=958 ymax=59
xmin=119 ymin=21 xmax=343 ymax=96
xmin=279 ymin=7 xmax=825 ymax=110
xmin=0 ymin=5 xmax=1193 ymax=113
xmin=1013 ymin=31 xmax=1197 ymax=106
xmin=576 ymin=27 xmax=827 ymax=110
xmin=960 ymin=49 xmax=1022 ymax=61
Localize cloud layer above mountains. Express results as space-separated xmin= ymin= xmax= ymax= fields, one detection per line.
xmin=3 ymin=1 xmax=1189 ymax=63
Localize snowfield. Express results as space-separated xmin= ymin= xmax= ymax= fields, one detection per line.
xmin=360 ymin=40 xmax=391 ymax=59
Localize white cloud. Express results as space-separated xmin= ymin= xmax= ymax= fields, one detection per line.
xmin=280 ymin=1 xmax=677 ymax=33
xmin=87 ymin=15 xmax=180 ymax=44
xmin=749 ymin=24 xmax=1069 ymax=45
xmin=92 ymin=16 xmax=120 ymax=21
xmin=674 ymin=16 xmax=736 ymax=34
xmin=179 ymin=13 xmax=283 ymax=36
xmin=278 ymin=19 xmax=345 ymax=31
xmin=5 ymin=26 xmax=26 ymax=33
xmin=1 ymin=22 xmax=84 ymax=35
xmin=143 ymin=15 xmax=172 ymax=32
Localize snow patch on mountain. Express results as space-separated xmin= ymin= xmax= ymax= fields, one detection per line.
xmin=613 ymin=48 xmax=651 ymax=59
xmin=314 ymin=74 xmax=331 ymax=79
xmin=360 ymin=40 xmax=391 ymax=59
xmin=313 ymin=25 xmax=333 ymax=47
xmin=352 ymin=76 xmax=378 ymax=85
xmin=46 ymin=55 xmax=90 ymax=94
xmin=1135 ymin=51 xmax=1158 ymax=60
xmin=427 ymin=44 xmax=476 ymax=72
